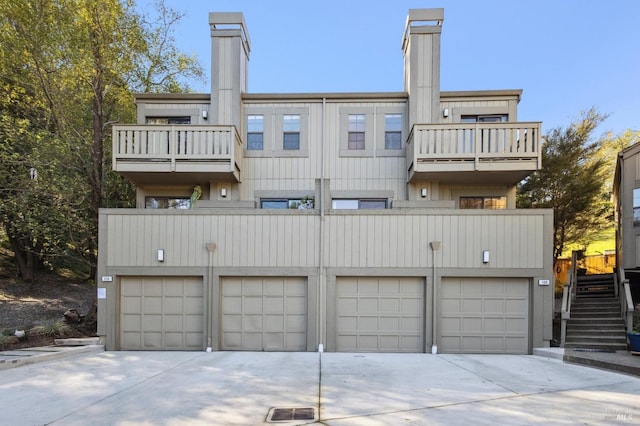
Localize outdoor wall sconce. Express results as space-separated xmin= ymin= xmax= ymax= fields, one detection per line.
xmin=442 ymin=108 xmax=449 ymax=118
xmin=157 ymin=249 xmax=165 ymax=262
xmin=421 ymin=188 xmax=427 ymax=198
xmin=482 ymin=250 xmax=490 ymax=264
xmin=202 ymin=110 xmax=208 ymax=120
xmin=220 ymin=188 xmax=227 ymax=197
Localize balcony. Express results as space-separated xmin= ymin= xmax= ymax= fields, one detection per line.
xmin=112 ymin=125 xmax=242 ymax=185
xmin=406 ymin=122 xmax=542 ymax=185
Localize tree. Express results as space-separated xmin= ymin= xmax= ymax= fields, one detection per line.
xmin=0 ymin=0 xmax=203 ymax=280
xmin=517 ymin=108 xmax=610 ymax=265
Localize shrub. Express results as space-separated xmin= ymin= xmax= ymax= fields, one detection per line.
xmin=29 ymin=320 xmax=70 ymax=337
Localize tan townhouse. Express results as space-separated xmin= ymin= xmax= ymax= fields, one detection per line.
xmin=97 ymin=8 xmax=554 ymax=353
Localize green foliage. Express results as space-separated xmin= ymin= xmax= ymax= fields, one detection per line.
xmin=517 ymin=108 xmax=612 ymax=263
xmin=0 ymin=0 xmax=202 ymax=279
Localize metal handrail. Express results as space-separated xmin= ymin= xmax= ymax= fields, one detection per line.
xmin=618 ymin=267 xmax=635 ymax=334
xmin=560 ymin=250 xmax=579 ymax=347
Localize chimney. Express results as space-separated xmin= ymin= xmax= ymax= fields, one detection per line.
xmin=209 ymin=12 xmax=251 ymax=128
xmin=402 ymin=9 xmax=443 ymax=126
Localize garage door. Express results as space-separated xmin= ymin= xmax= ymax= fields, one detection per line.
xmin=336 ymin=277 xmax=424 ymax=352
xmin=440 ymin=278 xmax=529 ymax=354
xmin=221 ymin=277 xmax=307 ymax=351
xmin=120 ymin=276 xmax=203 ymax=350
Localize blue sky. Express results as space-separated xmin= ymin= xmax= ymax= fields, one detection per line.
xmin=141 ymin=0 xmax=639 ymax=136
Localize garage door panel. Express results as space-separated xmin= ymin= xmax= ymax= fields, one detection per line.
xmin=223 ymin=332 xmax=241 ymax=348
xmin=265 ymin=315 xmax=284 ymax=331
xmin=120 ymin=277 xmax=203 ymax=350
xmin=440 ymin=278 xmax=529 ymax=354
xmin=220 ymin=277 xmax=307 ymax=351
xmin=484 ymin=299 xmax=504 ymax=312
xmin=264 ymin=333 xmax=284 ymax=349
xmin=380 ymin=317 xmax=399 ymax=330
xmin=506 ymin=299 xmax=526 ymax=312
xmin=462 ymin=299 xmax=482 ymax=312
xmin=143 ymin=297 xmax=162 ymax=313
xmin=143 ymin=333 xmax=161 ymax=348
xmin=223 ymin=297 xmax=242 ymax=312
xmin=243 ymin=314 xmax=263 ymax=331
xmin=142 ymin=314 xmax=162 ymax=330
xmin=265 ymin=298 xmax=284 ymax=313
xmin=122 ymin=297 xmax=141 ymax=313
xmin=143 ymin=282 xmax=162 ymax=296
xmin=287 ymin=315 xmax=306 ymax=330
xmin=336 ymin=277 xmax=424 ymax=353
xmin=380 ymin=299 xmax=399 ymax=312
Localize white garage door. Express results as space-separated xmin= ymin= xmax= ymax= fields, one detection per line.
xmin=221 ymin=277 xmax=307 ymax=351
xmin=120 ymin=276 xmax=203 ymax=350
xmin=440 ymin=278 xmax=529 ymax=354
xmin=336 ymin=277 xmax=424 ymax=352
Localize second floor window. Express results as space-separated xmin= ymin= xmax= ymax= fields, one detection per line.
xmin=146 ymin=117 xmax=190 ymax=125
xmin=348 ymin=114 xmax=366 ymax=150
xmin=332 ymin=199 xmax=387 ymax=210
xmin=384 ymin=113 xmax=402 ymax=149
xmin=247 ymin=114 xmax=264 ymax=150
xmin=283 ymin=114 xmax=300 ymax=150
xmin=459 ymin=196 xmax=507 ymax=210
xmin=145 ymin=196 xmax=190 ymax=209
xmin=261 ymin=197 xmax=314 ymax=209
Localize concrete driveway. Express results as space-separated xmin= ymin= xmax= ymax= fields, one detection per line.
xmin=0 ymin=351 xmax=638 ymax=425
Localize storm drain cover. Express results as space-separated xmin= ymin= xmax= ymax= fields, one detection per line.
xmin=266 ymin=407 xmax=316 ymax=423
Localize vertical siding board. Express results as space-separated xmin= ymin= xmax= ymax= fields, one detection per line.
xmin=375 ymin=216 xmax=384 ymax=268
xmin=336 ymin=215 xmax=345 ymax=268
xmin=343 ymin=216 xmax=353 ymax=268
xmin=389 ymin=216 xmax=398 ymax=268
xmin=291 ymin=216 xmax=301 ymax=267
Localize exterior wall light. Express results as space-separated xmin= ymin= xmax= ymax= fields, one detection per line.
xmin=157 ymin=249 xmax=165 ymax=262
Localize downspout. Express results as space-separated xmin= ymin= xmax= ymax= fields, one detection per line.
xmin=318 ymin=97 xmax=326 ymax=352
xmin=430 ymin=241 xmax=441 ymax=354
xmin=206 ymin=243 xmax=216 ymax=352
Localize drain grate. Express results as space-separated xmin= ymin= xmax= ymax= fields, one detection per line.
xmin=267 ymin=407 xmax=316 ymax=423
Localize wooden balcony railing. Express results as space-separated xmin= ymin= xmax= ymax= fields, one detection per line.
xmin=112 ymin=125 xmax=242 ymax=183
xmin=406 ymin=122 xmax=542 ymax=183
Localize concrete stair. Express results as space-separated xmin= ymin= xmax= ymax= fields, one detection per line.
xmin=575 ymin=273 xmax=615 ymax=298
xmin=565 ymin=294 xmax=627 ymax=351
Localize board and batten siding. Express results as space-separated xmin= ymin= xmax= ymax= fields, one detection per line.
xmin=102 ymin=209 xmax=548 ymax=270
xmin=241 ymin=100 xmax=409 ymax=199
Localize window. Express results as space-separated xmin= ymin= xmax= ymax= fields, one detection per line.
xmin=634 ymin=189 xmax=640 ymax=226
xmin=348 ymin=114 xmax=366 ymax=150
xmin=332 ymin=199 xmax=387 ymax=210
xmin=384 ymin=114 xmax=402 ymax=149
xmin=283 ymin=114 xmax=300 ymax=150
xmin=261 ymin=197 xmax=314 ymax=209
xmin=459 ymin=196 xmax=507 ymax=210
xmin=145 ymin=197 xmax=190 ymax=209
xmin=247 ymin=114 xmax=264 ymax=150
xmin=460 ymin=115 xmax=508 ymax=123
xmin=146 ymin=117 xmax=191 ymax=125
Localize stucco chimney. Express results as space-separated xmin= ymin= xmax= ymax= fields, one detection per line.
xmin=209 ymin=12 xmax=251 ymax=128
xmin=402 ymin=9 xmax=443 ymax=126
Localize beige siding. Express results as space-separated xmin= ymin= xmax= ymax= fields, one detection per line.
xmin=106 ymin=212 xmax=319 ymax=268
xmin=325 ymin=212 xmax=544 ymax=269
xmin=104 ymin=210 xmax=545 ymax=270
xmin=241 ymin=101 xmax=409 ymax=200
